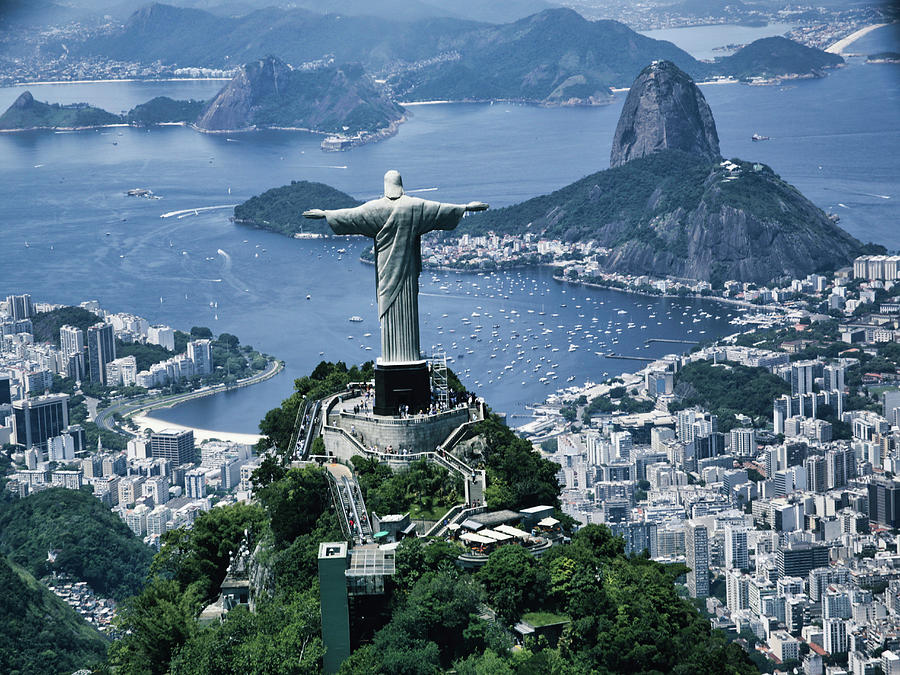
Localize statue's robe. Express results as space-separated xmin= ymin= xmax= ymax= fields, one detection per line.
xmin=322 ymin=195 xmax=465 ymax=363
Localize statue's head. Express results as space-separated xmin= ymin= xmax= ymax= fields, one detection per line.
xmin=384 ymin=170 xmax=404 ymax=199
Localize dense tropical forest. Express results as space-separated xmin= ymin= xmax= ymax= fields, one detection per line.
xmin=0 ymin=555 xmax=108 ymax=675
xmin=671 ymin=361 xmax=791 ymax=431
xmin=0 ymin=487 xmax=153 ymax=601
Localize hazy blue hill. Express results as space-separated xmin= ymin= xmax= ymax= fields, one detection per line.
xmin=391 ymin=8 xmax=712 ymax=102
xmin=417 ymin=0 xmax=558 ymax=23
xmin=0 ymin=488 xmax=153 ymax=601
xmin=195 ymin=57 xmax=404 ymax=133
xmin=0 ymin=91 xmax=121 ymax=130
xmin=233 ymin=180 xmax=362 ymax=236
xmin=126 ymin=96 xmax=205 ymax=125
xmin=0 ymin=555 xmax=108 ymax=675
xmin=70 ymin=3 xmax=482 ymax=71
xmin=716 ymin=36 xmax=844 ymax=79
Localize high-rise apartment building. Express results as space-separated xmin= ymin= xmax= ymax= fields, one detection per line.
xmin=147 ymin=325 xmax=175 ymax=351
xmin=187 ymin=339 xmax=213 ymax=375
xmin=725 ymin=526 xmax=749 ymax=570
xmin=185 ymin=468 xmax=206 ymax=499
xmin=823 ymin=618 xmax=848 ymax=654
xmin=6 ymin=294 xmax=33 ymax=320
xmin=686 ymin=520 xmax=709 ymax=597
xmin=729 ymin=428 xmax=757 ymax=457
xmin=791 ymin=360 xmax=817 ymax=395
xmin=87 ymin=323 xmax=115 ymax=385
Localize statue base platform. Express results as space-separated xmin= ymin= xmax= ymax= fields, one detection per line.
xmin=374 ymin=361 xmax=430 ymax=416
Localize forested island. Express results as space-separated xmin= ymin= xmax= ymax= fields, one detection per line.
xmin=0 ymin=90 xmax=121 ymax=130
xmin=0 ymin=90 xmax=203 ymax=131
xmin=232 ymin=181 xmax=361 ymax=236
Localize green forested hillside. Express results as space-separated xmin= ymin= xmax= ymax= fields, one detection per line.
xmin=233 ymin=181 xmax=362 ymax=237
xmin=0 ymin=555 xmax=108 ymax=675
xmin=127 ymin=96 xmax=205 ymax=125
xmin=0 ymin=488 xmax=153 ymax=601
xmin=672 ymin=360 xmax=791 ymax=430
xmin=31 ymin=305 xmax=100 ymax=343
xmin=716 ymin=36 xmax=843 ymax=79
xmin=0 ymin=91 xmax=121 ymax=130
xmin=456 ymin=150 xmax=713 ymax=241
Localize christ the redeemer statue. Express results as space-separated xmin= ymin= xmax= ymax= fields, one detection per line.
xmin=304 ymin=170 xmax=487 ymax=415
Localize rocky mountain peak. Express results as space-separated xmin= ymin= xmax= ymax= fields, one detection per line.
xmin=610 ymin=60 xmax=720 ymax=168
xmin=13 ymin=91 xmax=34 ymax=108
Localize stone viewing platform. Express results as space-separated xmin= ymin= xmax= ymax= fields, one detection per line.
xmin=321 ymin=385 xmax=482 ymax=462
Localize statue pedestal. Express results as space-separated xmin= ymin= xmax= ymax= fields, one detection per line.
xmin=374 ymin=361 xmax=430 ymax=416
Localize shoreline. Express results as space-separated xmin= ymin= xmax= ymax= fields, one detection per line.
xmin=826 ymin=23 xmax=890 ymax=54
xmin=6 ymin=77 xmax=232 ymax=86
xmin=119 ymin=359 xmax=284 ymax=443
xmin=553 ymin=273 xmax=784 ymax=312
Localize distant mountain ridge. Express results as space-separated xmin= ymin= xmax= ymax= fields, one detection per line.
xmin=62 ymin=5 xmax=842 ymax=104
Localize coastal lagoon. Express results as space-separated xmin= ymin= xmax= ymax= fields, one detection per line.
xmin=0 ymin=25 xmax=896 ymax=432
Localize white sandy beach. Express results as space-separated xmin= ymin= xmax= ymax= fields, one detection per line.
xmin=131 ymin=414 xmax=262 ymax=446
xmin=826 ymin=23 xmax=889 ymax=54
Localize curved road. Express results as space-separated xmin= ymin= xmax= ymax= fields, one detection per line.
xmin=95 ymin=359 xmax=283 ymax=437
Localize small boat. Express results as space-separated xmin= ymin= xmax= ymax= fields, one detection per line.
xmin=306 ymin=295 xmax=311 ymax=300
xmin=349 ymin=316 xmax=363 ymax=322
xmin=752 ymin=133 xmax=770 ymax=142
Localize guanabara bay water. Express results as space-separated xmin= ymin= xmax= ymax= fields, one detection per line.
xmin=0 ymin=26 xmax=897 ymax=433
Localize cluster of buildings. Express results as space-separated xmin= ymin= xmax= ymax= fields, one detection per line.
xmin=0 ymin=293 xmax=213 ymax=397
xmin=526 ymin=331 xmax=900 ymax=670
xmin=7 ymin=424 xmax=261 ymax=550
xmin=45 ymin=577 xmax=117 ymax=633
xmin=421 ymin=232 xmax=600 ymax=271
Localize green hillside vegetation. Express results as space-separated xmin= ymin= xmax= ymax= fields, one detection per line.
xmin=0 ymin=555 xmax=108 ymax=675
xmin=456 ymin=150 xmax=712 ymax=242
xmin=352 ymin=456 xmax=464 ymax=520
xmin=0 ymin=91 xmax=121 ymax=130
xmin=94 ymin=359 xmax=758 ymax=673
xmin=341 ymin=526 xmax=758 ymax=673
xmin=671 ymin=360 xmax=790 ymax=430
xmin=115 ymin=338 xmax=175 ymax=371
xmin=31 ymin=305 xmax=101 ymax=343
xmin=127 ymin=96 xmax=205 ymax=125
xmin=233 ymin=180 xmax=361 ymax=237
xmin=0 ymin=487 xmax=153 ymax=601
xmin=108 ymin=469 xmax=338 ymax=674
xmin=716 ymin=36 xmax=843 ymax=79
